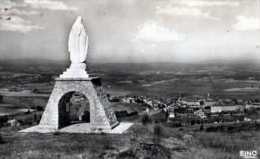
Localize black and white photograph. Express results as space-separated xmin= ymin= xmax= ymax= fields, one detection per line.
xmin=0 ymin=0 xmax=259 ymax=158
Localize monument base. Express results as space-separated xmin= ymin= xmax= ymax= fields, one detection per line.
xmin=20 ymin=122 xmax=133 ymax=134
xmin=21 ymin=76 xmax=120 ymax=133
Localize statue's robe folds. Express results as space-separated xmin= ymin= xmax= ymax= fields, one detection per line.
xmin=68 ymin=16 xmax=88 ymax=64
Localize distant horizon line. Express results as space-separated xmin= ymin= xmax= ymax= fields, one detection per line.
xmin=0 ymin=57 xmax=259 ymax=65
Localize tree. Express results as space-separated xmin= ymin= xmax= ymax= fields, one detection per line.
xmin=153 ymin=124 xmax=162 ymax=145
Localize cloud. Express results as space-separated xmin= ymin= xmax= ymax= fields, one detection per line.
xmin=0 ymin=1 xmax=41 ymax=33
xmin=156 ymin=6 xmax=219 ymax=20
xmin=155 ymin=0 xmax=240 ymax=21
xmin=0 ymin=15 xmax=43 ymax=33
xmin=0 ymin=0 xmax=76 ymax=33
xmin=24 ymin=0 xmax=77 ymax=10
xmin=1 ymin=8 xmax=39 ymax=16
xmin=134 ymin=21 xmax=185 ymax=42
xmin=232 ymin=16 xmax=260 ymax=31
xmin=177 ymin=0 xmax=240 ymax=7
xmin=0 ymin=0 xmax=38 ymax=16
xmin=0 ymin=0 xmax=17 ymax=9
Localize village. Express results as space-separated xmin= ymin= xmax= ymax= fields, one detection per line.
xmin=110 ymin=94 xmax=260 ymax=128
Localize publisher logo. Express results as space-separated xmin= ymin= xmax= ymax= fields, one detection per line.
xmin=240 ymin=150 xmax=258 ymax=159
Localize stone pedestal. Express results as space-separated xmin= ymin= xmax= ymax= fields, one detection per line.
xmin=59 ymin=63 xmax=89 ymax=79
xmin=39 ymin=76 xmax=119 ymax=131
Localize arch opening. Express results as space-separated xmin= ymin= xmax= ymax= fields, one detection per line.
xmin=58 ymin=91 xmax=90 ymax=128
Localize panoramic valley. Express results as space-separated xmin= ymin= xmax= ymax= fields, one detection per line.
xmin=1 ymin=0 xmax=260 ymax=158
xmin=0 ymin=61 xmax=259 ymax=159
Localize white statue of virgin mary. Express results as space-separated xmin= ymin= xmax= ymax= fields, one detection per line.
xmin=68 ymin=16 xmax=88 ymax=64
xmin=60 ymin=16 xmax=89 ymax=78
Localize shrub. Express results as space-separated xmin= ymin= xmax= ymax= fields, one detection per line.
xmin=0 ymin=116 xmax=8 ymax=127
xmin=0 ymin=133 xmax=4 ymax=144
xmin=0 ymin=95 xmax=3 ymax=103
xmin=141 ymin=114 xmax=151 ymax=125
xmin=200 ymin=124 xmax=204 ymax=131
xmin=115 ymin=111 xmax=128 ymax=118
xmin=53 ymin=131 xmax=60 ymax=136
xmin=196 ymin=132 xmax=257 ymax=152
xmin=153 ymin=124 xmax=162 ymax=145
xmin=117 ymin=150 xmax=137 ymax=159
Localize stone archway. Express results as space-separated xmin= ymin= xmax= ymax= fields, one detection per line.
xmin=35 ymin=78 xmax=118 ymax=132
xmin=58 ymin=91 xmax=90 ymax=128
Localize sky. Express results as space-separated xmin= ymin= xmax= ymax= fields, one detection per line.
xmin=0 ymin=0 xmax=259 ymax=63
